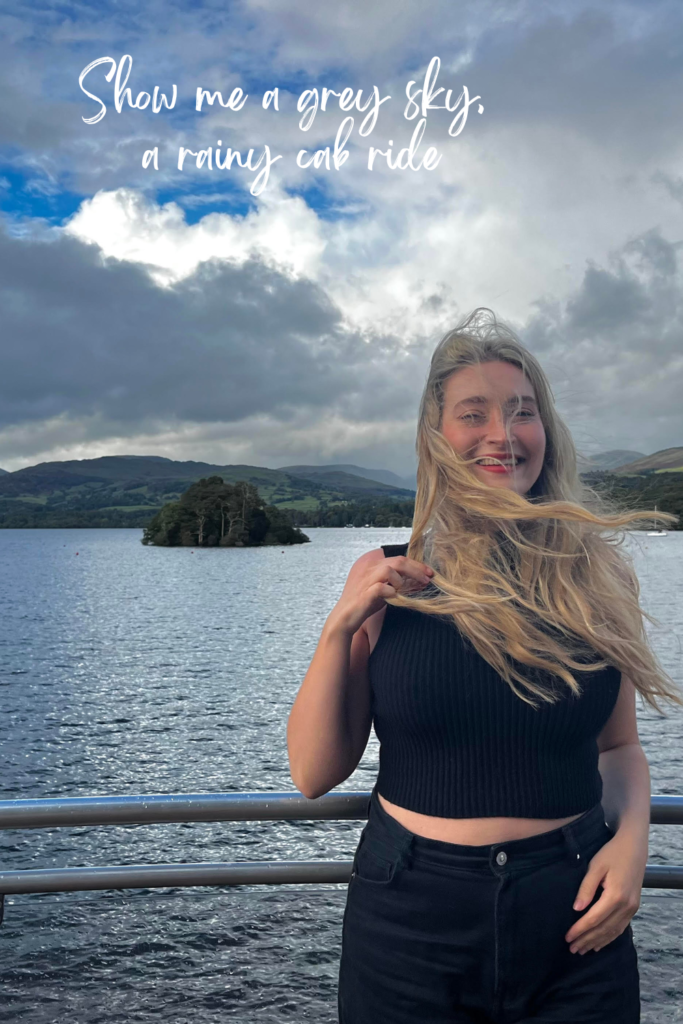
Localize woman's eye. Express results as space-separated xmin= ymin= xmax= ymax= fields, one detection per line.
xmin=459 ymin=409 xmax=535 ymax=423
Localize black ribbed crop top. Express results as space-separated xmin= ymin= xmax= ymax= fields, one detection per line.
xmin=369 ymin=543 xmax=622 ymax=818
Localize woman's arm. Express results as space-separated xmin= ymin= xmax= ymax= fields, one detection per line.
xmin=565 ymin=675 xmax=650 ymax=954
xmin=287 ymin=614 xmax=373 ymax=800
xmin=287 ymin=548 xmax=433 ymax=799
xmin=598 ymin=744 xmax=650 ymax=853
xmin=596 ymin=673 xmax=651 ymax=851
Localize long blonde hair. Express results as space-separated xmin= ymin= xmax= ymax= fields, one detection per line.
xmin=392 ymin=308 xmax=681 ymax=709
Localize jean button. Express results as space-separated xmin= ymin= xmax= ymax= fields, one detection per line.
xmin=496 ymin=850 xmax=507 ymax=866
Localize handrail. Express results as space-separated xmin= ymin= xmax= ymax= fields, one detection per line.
xmin=0 ymin=861 xmax=353 ymax=894
xmin=0 ymin=861 xmax=680 ymax=895
xmin=0 ymin=792 xmax=681 ymax=896
xmin=0 ymin=791 xmax=680 ymax=829
xmin=0 ymin=791 xmax=371 ymax=830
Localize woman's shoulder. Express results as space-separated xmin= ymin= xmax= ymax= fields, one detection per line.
xmin=344 ymin=544 xmax=410 ymax=615
xmin=348 ymin=542 xmax=409 ymax=576
xmin=379 ymin=542 xmax=410 ymax=557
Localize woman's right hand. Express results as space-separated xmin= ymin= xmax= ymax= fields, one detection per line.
xmin=328 ymin=551 xmax=434 ymax=637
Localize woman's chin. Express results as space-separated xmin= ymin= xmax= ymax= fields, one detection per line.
xmin=473 ymin=468 xmax=529 ymax=493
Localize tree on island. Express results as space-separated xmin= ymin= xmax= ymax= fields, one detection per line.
xmin=141 ymin=476 xmax=309 ymax=547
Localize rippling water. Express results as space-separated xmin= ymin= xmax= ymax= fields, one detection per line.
xmin=0 ymin=527 xmax=681 ymax=1022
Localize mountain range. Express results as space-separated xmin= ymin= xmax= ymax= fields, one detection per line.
xmin=2 ymin=446 xmax=681 ymax=490
xmin=0 ymin=455 xmax=416 ymax=529
xmin=602 ymin=447 xmax=683 ymax=473
xmin=580 ymin=449 xmax=646 ymax=471
xmin=0 ymin=447 xmax=680 ymax=529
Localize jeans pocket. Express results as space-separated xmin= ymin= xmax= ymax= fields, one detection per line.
xmin=351 ymin=830 xmax=402 ymax=886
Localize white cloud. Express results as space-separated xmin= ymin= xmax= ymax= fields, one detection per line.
xmin=64 ymin=187 xmax=327 ymax=285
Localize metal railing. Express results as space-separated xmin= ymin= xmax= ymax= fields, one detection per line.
xmin=0 ymin=792 xmax=681 ymax=896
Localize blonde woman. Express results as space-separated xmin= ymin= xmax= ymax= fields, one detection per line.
xmin=287 ymin=308 xmax=680 ymax=1023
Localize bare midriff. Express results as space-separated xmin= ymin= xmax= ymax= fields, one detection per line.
xmin=377 ymin=793 xmax=583 ymax=845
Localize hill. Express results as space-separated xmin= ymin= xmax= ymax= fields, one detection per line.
xmin=613 ymin=447 xmax=683 ymax=473
xmin=579 ymin=450 xmax=647 ymax=472
xmin=0 ymin=455 xmax=415 ymax=529
xmin=279 ymin=463 xmax=417 ymax=492
xmin=1 ymin=449 xmax=680 ymax=530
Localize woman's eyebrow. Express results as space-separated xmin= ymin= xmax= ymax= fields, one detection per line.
xmin=453 ymin=394 xmax=538 ymax=409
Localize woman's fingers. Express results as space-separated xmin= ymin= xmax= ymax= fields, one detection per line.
xmin=380 ymin=565 xmax=429 ymax=593
xmin=566 ymin=888 xmax=612 ymax=945
xmin=567 ymin=906 xmax=631 ymax=954
xmin=332 ymin=554 xmax=435 ymax=635
xmin=566 ymin=881 xmax=638 ymax=950
xmin=384 ymin=567 xmax=403 ymax=589
xmin=383 ymin=556 xmax=433 ymax=587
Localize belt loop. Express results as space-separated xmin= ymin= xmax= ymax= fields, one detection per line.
xmin=396 ymin=831 xmax=415 ymax=873
xmin=561 ymin=820 xmax=582 ymax=864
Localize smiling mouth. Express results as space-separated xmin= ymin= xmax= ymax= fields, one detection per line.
xmin=475 ymin=456 xmax=526 ymax=466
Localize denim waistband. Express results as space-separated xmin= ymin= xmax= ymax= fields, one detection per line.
xmin=364 ymin=786 xmax=610 ymax=876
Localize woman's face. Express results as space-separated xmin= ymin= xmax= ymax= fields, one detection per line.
xmin=440 ymin=360 xmax=547 ymax=496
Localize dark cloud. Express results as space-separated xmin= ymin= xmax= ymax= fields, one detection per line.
xmin=0 ymin=223 xmax=423 ymax=435
xmin=563 ymin=263 xmax=651 ymax=335
xmin=523 ymin=227 xmax=683 ymax=451
xmin=0 ymin=220 xmax=681 ymax=466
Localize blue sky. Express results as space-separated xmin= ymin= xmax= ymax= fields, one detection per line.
xmin=1 ymin=0 xmax=682 ymax=472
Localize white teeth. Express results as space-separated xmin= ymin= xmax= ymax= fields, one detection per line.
xmin=477 ymin=457 xmax=520 ymax=465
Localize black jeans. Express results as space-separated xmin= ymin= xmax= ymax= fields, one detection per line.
xmin=338 ymin=788 xmax=639 ymax=1023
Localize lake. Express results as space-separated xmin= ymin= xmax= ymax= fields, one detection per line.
xmin=0 ymin=527 xmax=681 ymax=1022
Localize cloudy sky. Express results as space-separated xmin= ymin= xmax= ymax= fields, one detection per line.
xmin=1 ymin=0 xmax=682 ymax=475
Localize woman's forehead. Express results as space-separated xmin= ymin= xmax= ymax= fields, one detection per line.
xmin=443 ymin=361 xmax=536 ymax=400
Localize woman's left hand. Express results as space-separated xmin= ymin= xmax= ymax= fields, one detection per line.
xmin=565 ymin=829 xmax=646 ymax=954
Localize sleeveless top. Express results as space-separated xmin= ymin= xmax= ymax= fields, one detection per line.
xmin=368 ymin=542 xmax=622 ymax=818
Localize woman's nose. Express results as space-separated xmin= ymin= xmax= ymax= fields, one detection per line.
xmin=483 ymin=408 xmax=512 ymax=442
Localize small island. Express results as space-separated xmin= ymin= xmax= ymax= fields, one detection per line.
xmin=142 ymin=476 xmax=309 ymax=547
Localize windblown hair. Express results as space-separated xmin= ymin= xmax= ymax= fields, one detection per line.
xmin=391 ymin=308 xmax=681 ymax=710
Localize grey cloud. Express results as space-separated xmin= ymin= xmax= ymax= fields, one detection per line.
xmin=444 ymin=6 xmax=683 ymax=167
xmin=5 ymin=1 xmax=683 ymax=197
xmin=563 ymin=263 xmax=651 ymax=335
xmin=522 ymin=227 xmax=683 ymax=452
xmin=1 ymin=220 xmax=681 ymax=468
xmin=0 ymin=75 xmax=76 ymax=150
xmin=652 ymin=171 xmax=683 ymax=206
xmin=0 ymin=224 xmax=424 ymax=436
